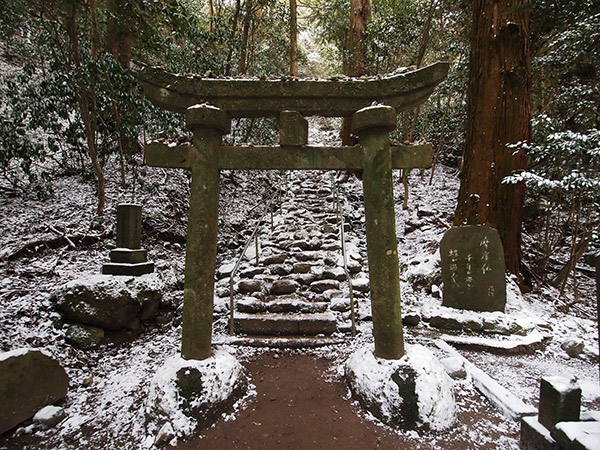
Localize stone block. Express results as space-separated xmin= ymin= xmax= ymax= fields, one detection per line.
xmin=116 ymin=204 xmax=143 ymax=249
xmin=539 ymin=376 xmax=581 ymax=430
xmin=520 ymin=415 xmax=560 ymax=450
xmin=279 ymin=110 xmax=308 ymax=146
xmin=102 ymin=261 xmax=155 ymax=276
xmin=0 ymin=349 xmax=69 ymax=434
xmin=109 ymin=248 xmax=148 ymax=264
xmin=551 ymin=421 xmax=600 ymax=450
xmin=440 ymin=225 xmax=506 ymax=312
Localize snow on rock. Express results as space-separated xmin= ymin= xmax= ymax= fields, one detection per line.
xmin=145 ymin=347 xmax=246 ymax=442
xmin=50 ymin=273 xmax=164 ymax=331
xmin=32 ymin=405 xmax=66 ymax=428
xmin=345 ymin=344 xmax=455 ymax=431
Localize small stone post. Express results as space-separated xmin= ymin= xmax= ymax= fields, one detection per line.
xmin=102 ymin=203 xmax=154 ymax=276
xmin=352 ymin=105 xmax=405 ymax=359
xmin=182 ymin=105 xmax=230 ymax=360
xmin=538 ymin=376 xmax=581 ymax=429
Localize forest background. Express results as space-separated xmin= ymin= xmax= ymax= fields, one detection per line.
xmin=0 ymin=0 xmax=598 ymax=301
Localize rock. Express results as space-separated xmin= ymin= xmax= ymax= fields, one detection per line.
xmin=65 ymin=323 xmax=105 ymax=349
xmin=270 ymin=265 xmax=291 ymax=276
xmin=289 ymin=273 xmax=316 ymax=285
xmin=263 ymin=253 xmax=288 ymax=265
xmin=216 ymin=263 xmax=236 ymax=279
xmin=51 ymin=274 xmax=162 ymax=331
xmin=240 ymin=267 xmax=264 ymax=278
xmin=346 ymin=259 xmax=362 ymax=274
xmin=440 ymin=357 xmax=466 ymax=379
xmin=352 ymin=277 xmax=370 ymax=293
xmin=0 ymin=349 xmax=69 ymax=434
xmin=154 ymin=422 xmax=175 ymax=447
xmin=402 ymin=313 xmax=421 ymax=327
xmin=270 ymin=280 xmax=298 ymax=295
xmin=323 ymin=267 xmax=346 ymax=281
xmin=291 ymin=237 xmax=322 ymax=251
xmin=429 ymin=316 xmax=463 ymax=331
xmin=330 ymin=298 xmax=351 ymax=312
xmin=236 ymin=279 xmax=263 ymax=294
xmin=292 ymin=263 xmax=312 ymax=274
xmin=146 ymin=349 xmax=246 ymax=439
xmin=431 ymin=284 xmax=441 ymax=298
xmin=236 ymin=297 xmax=267 ymax=313
xmin=310 ymin=280 xmax=340 ymax=293
xmin=345 ymin=345 xmax=455 ymax=430
xmin=321 ymin=289 xmax=343 ymax=301
xmin=561 ymin=337 xmax=585 ymax=358
xmin=32 ymin=405 xmax=66 ymax=428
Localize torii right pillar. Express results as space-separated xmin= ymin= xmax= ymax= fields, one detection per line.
xmin=352 ymin=105 xmax=405 ymax=360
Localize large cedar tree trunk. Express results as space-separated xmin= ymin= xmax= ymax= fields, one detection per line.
xmin=342 ymin=0 xmax=371 ymax=145
xmin=454 ymin=0 xmax=531 ymax=278
xmin=290 ymin=0 xmax=298 ymax=77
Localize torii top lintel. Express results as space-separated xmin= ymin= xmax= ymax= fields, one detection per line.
xmin=136 ymin=62 xmax=449 ymax=118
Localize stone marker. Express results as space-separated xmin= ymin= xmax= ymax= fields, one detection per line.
xmin=0 ymin=349 xmax=69 ymax=434
xmin=538 ymin=376 xmax=581 ymax=430
xmin=440 ymin=225 xmax=506 ymax=312
xmin=102 ymin=203 xmax=154 ymax=276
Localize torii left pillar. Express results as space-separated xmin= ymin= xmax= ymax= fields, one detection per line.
xmin=181 ymin=105 xmax=230 ymax=360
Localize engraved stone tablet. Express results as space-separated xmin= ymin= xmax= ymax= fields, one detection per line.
xmin=440 ymin=225 xmax=506 ymax=312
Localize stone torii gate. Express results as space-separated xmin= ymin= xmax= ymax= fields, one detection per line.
xmin=139 ymin=63 xmax=449 ymax=361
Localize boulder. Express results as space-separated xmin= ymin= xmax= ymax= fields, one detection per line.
xmin=145 ymin=348 xmax=246 ymax=440
xmin=51 ymin=274 xmax=162 ymax=331
xmin=345 ymin=345 xmax=455 ymax=431
xmin=0 ymin=349 xmax=69 ymax=434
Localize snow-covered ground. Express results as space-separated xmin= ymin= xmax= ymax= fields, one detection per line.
xmin=0 ymin=119 xmax=598 ymax=449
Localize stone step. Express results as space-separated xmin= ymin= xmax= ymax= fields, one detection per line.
xmin=222 ymin=336 xmax=345 ymax=349
xmin=236 ymin=297 xmax=328 ymax=314
xmin=234 ymin=312 xmax=337 ymax=336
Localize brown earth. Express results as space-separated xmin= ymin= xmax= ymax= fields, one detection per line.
xmin=170 ymin=351 xmax=518 ymax=450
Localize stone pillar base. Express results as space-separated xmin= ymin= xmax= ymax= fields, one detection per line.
xmin=102 ymin=261 xmax=155 ymax=276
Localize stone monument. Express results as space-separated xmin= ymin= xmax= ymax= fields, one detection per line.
xmin=102 ymin=203 xmax=154 ymax=276
xmin=440 ymin=225 xmax=506 ymax=312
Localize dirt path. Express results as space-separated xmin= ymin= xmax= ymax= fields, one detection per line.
xmin=169 ymin=350 xmax=518 ymax=450
xmin=171 ymin=352 xmax=417 ymax=450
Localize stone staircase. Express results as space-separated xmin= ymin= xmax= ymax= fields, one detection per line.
xmin=221 ymin=171 xmax=368 ymax=346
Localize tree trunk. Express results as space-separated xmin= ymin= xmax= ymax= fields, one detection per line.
xmin=289 ymin=0 xmax=298 ymax=77
xmin=65 ymin=1 xmax=105 ymax=216
xmin=106 ymin=0 xmax=132 ymax=67
xmin=453 ymin=0 xmax=531 ymax=279
xmin=342 ymin=0 xmax=371 ymax=145
xmin=238 ymin=0 xmax=253 ymax=75
xmin=225 ymin=0 xmax=241 ymax=76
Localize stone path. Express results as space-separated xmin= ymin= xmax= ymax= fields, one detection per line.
xmin=217 ymin=171 xmax=371 ymax=345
